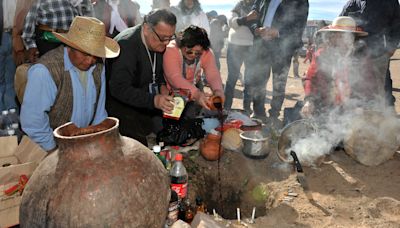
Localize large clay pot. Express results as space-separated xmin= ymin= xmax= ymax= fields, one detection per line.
xmin=20 ymin=117 xmax=170 ymax=227
xmin=200 ymin=132 xmax=224 ymax=161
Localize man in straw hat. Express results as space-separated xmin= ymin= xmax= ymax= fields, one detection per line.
xmin=106 ymin=9 xmax=176 ymax=146
xmin=20 ymin=16 xmax=120 ymax=152
xmin=301 ymin=16 xmax=379 ymax=118
xmin=340 ymin=0 xmax=400 ymax=108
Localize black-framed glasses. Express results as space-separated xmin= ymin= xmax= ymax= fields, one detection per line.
xmin=150 ymin=26 xmax=176 ymax=42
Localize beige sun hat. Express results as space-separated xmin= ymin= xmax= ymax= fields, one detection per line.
xmin=318 ymin=16 xmax=368 ymax=36
xmin=53 ymin=16 xmax=120 ymax=58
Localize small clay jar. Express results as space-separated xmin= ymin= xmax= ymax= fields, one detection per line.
xmin=200 ymin=132 xmax=224 ymax=161
xmin=208 ymin=96 xmax=223 ymax=110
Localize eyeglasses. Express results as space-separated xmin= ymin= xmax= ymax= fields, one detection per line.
xmin=185 ymin=50 xmax=203 ymax=56
xmin=150 ymin=26 xmax=176 ymax=42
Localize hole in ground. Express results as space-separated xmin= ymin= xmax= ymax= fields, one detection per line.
xmin=185 ymin=152 xmax=271 ymax=220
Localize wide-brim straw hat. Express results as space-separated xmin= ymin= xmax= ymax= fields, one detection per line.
xmin=318 ymin=16 xmax=368 ymax=36
xmin=53 ymin=16 xmax=120 ymax=58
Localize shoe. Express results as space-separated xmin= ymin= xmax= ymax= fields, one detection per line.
xmin=251 ymin=114 xmax=268 ymax=124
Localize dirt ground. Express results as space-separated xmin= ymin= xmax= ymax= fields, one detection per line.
xmin=182 ymin=50 xmax=400 ymax=227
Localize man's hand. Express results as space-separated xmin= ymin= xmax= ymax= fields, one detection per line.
xmin=246 ymin=10 xmax=258 ymax=21
xmin=28 ymin=48 xmax=39 ymax=63
xmin=300 ymin=100 xmax=314 ymax=118
xmin=154 ymin=94 xmax=174 ymax=113
xmin=255 ymin=27 xmax=279 ymax=41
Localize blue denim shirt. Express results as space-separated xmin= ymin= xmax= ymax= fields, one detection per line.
xmin=21 ymin=47 xmax=107 ymax=151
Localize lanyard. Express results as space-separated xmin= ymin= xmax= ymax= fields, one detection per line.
xmin=141 ymin=28 xmax=157 ymax=83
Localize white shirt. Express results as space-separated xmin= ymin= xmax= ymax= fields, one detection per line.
xmin=263 ymin=0 xmax=282 ymax=28
xmin=2 ymin=0 xmax=17 ymax=29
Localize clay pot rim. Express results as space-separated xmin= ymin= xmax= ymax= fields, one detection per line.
xmin=53 ymin=117 xmax=119 ymax=139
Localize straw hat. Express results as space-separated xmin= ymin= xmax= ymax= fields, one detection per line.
xmin=318 ymin=16 xmax=368 ymax=36
xmin=53 ymin=16 xmax=120 ymax=58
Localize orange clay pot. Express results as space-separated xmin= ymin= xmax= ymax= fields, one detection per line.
xmin=208 ymin=96 xmax=223 ymax=110
xmin=200 ymin=133 xmax=224 ymax=161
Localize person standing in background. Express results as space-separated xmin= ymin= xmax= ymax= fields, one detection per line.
xmin=245 ymin=0 xmax=308 ymax=128
xmin=340 ymin=0 xmax=400 ymax=107
xmin=224 ymin=0 xmax=255 ymax=111
xmin=174 ymin=0 xmax=210 ymax=34
xmin=0 ymin=0 xmax=17 ymax=111
xmin=22 ymin=0 xmax=94 ymax=63
xmin=93 ymin=0 xmax=142 ymax=38
xmin=209 ymin=14 xmax=228 ymax=70
xmin=12 ymin=0 xmax=36 ymax=66
xmin=152 ymin=0 xmax=170 ymax=9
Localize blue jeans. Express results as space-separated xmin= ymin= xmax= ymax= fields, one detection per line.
xmin=0 ymin=32 xmax=17 ymax=111
xmin=224 ymin=43 xmax=252 ymax=110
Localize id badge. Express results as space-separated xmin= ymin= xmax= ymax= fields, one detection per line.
xmin=149 ymin=83 xmax=159 ymax=94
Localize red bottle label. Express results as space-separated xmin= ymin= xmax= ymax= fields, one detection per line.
xmin=171 ymin=183 xmax=188 ymax=199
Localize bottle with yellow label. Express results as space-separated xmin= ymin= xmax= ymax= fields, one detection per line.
xmin=163 ymin=89 xmax=188 ymax=120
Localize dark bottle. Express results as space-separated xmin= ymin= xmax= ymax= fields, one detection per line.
xmin=184 ymin=199 xmax=194 ymax=224
xmin=166 ymin=190 xmax=179 ymax=226
xmin=195 ymin=196 xmax=206 ymax=213
xmin=8 ymin=108 xmax=19 ymax=124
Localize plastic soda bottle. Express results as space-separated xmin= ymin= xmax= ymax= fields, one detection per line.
xmin=170 ymin=153 xmax=188 ymax=199
xmin=153 ymin=145 xmax=166 ymax=167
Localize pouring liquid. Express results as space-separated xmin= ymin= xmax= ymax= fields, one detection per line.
xmin=215 ymin=101 xmax=224 ymax=216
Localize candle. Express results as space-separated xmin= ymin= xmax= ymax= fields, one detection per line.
xmin=251 ymin=207 xmax=256 ymax=221
xmin=213 ymin=209 xmax=217 ymax=218
xmin=237 ymin=208 xmax=241 ymax=223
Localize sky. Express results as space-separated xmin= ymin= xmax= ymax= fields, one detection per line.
xmin=135 ymin=0 xmax=349 ymax=21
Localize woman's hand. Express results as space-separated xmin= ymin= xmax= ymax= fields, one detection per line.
xmin=194 ymin=91 xmax=211 ymax=110
xmin=300 ymin=100 xmax=314 ymax=118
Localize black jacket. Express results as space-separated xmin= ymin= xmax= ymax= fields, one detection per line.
xmin=105 ymin=25 xmax=166 ymax=142
xmin=247 ymin=0 xmax=309 ymax=55
xmin=340 ymin=0 xmax=400 ymax=56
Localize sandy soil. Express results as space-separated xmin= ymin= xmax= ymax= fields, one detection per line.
xmin=183 ymin=50 xmax=400 ymax=228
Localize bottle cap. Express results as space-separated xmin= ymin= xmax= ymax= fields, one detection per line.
xmin=175 ymin=153 xmax=183 ymax=161
xmin=11 ymin=123 xmax=19 ymax=129
xmin=153 ymin=145 xmax=161 ymax=153
xmin=9 ymin=108 xmax=16 ymax=113
xmin=2 ymin=110 xmax=8 ymax=115
xmin=7 ymin=129 xmax=15 ymax=136
xmin=195 ymin=196 xmax=203 ymax=205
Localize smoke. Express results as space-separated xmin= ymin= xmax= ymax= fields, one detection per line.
xmin=285 ymin=32 xmax=400 ymax=167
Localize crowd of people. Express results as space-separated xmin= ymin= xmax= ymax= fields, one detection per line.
xmin=0 ymin=0 xmax=399 ymax=151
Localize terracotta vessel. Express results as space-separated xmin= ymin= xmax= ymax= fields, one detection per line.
xmin=208 ymin=96 xmax=223 ymax=110
xmin=20 ymin=118 xmax=170 ymax=227
xmin=200 ymin=133 xmax=224 ymax=161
